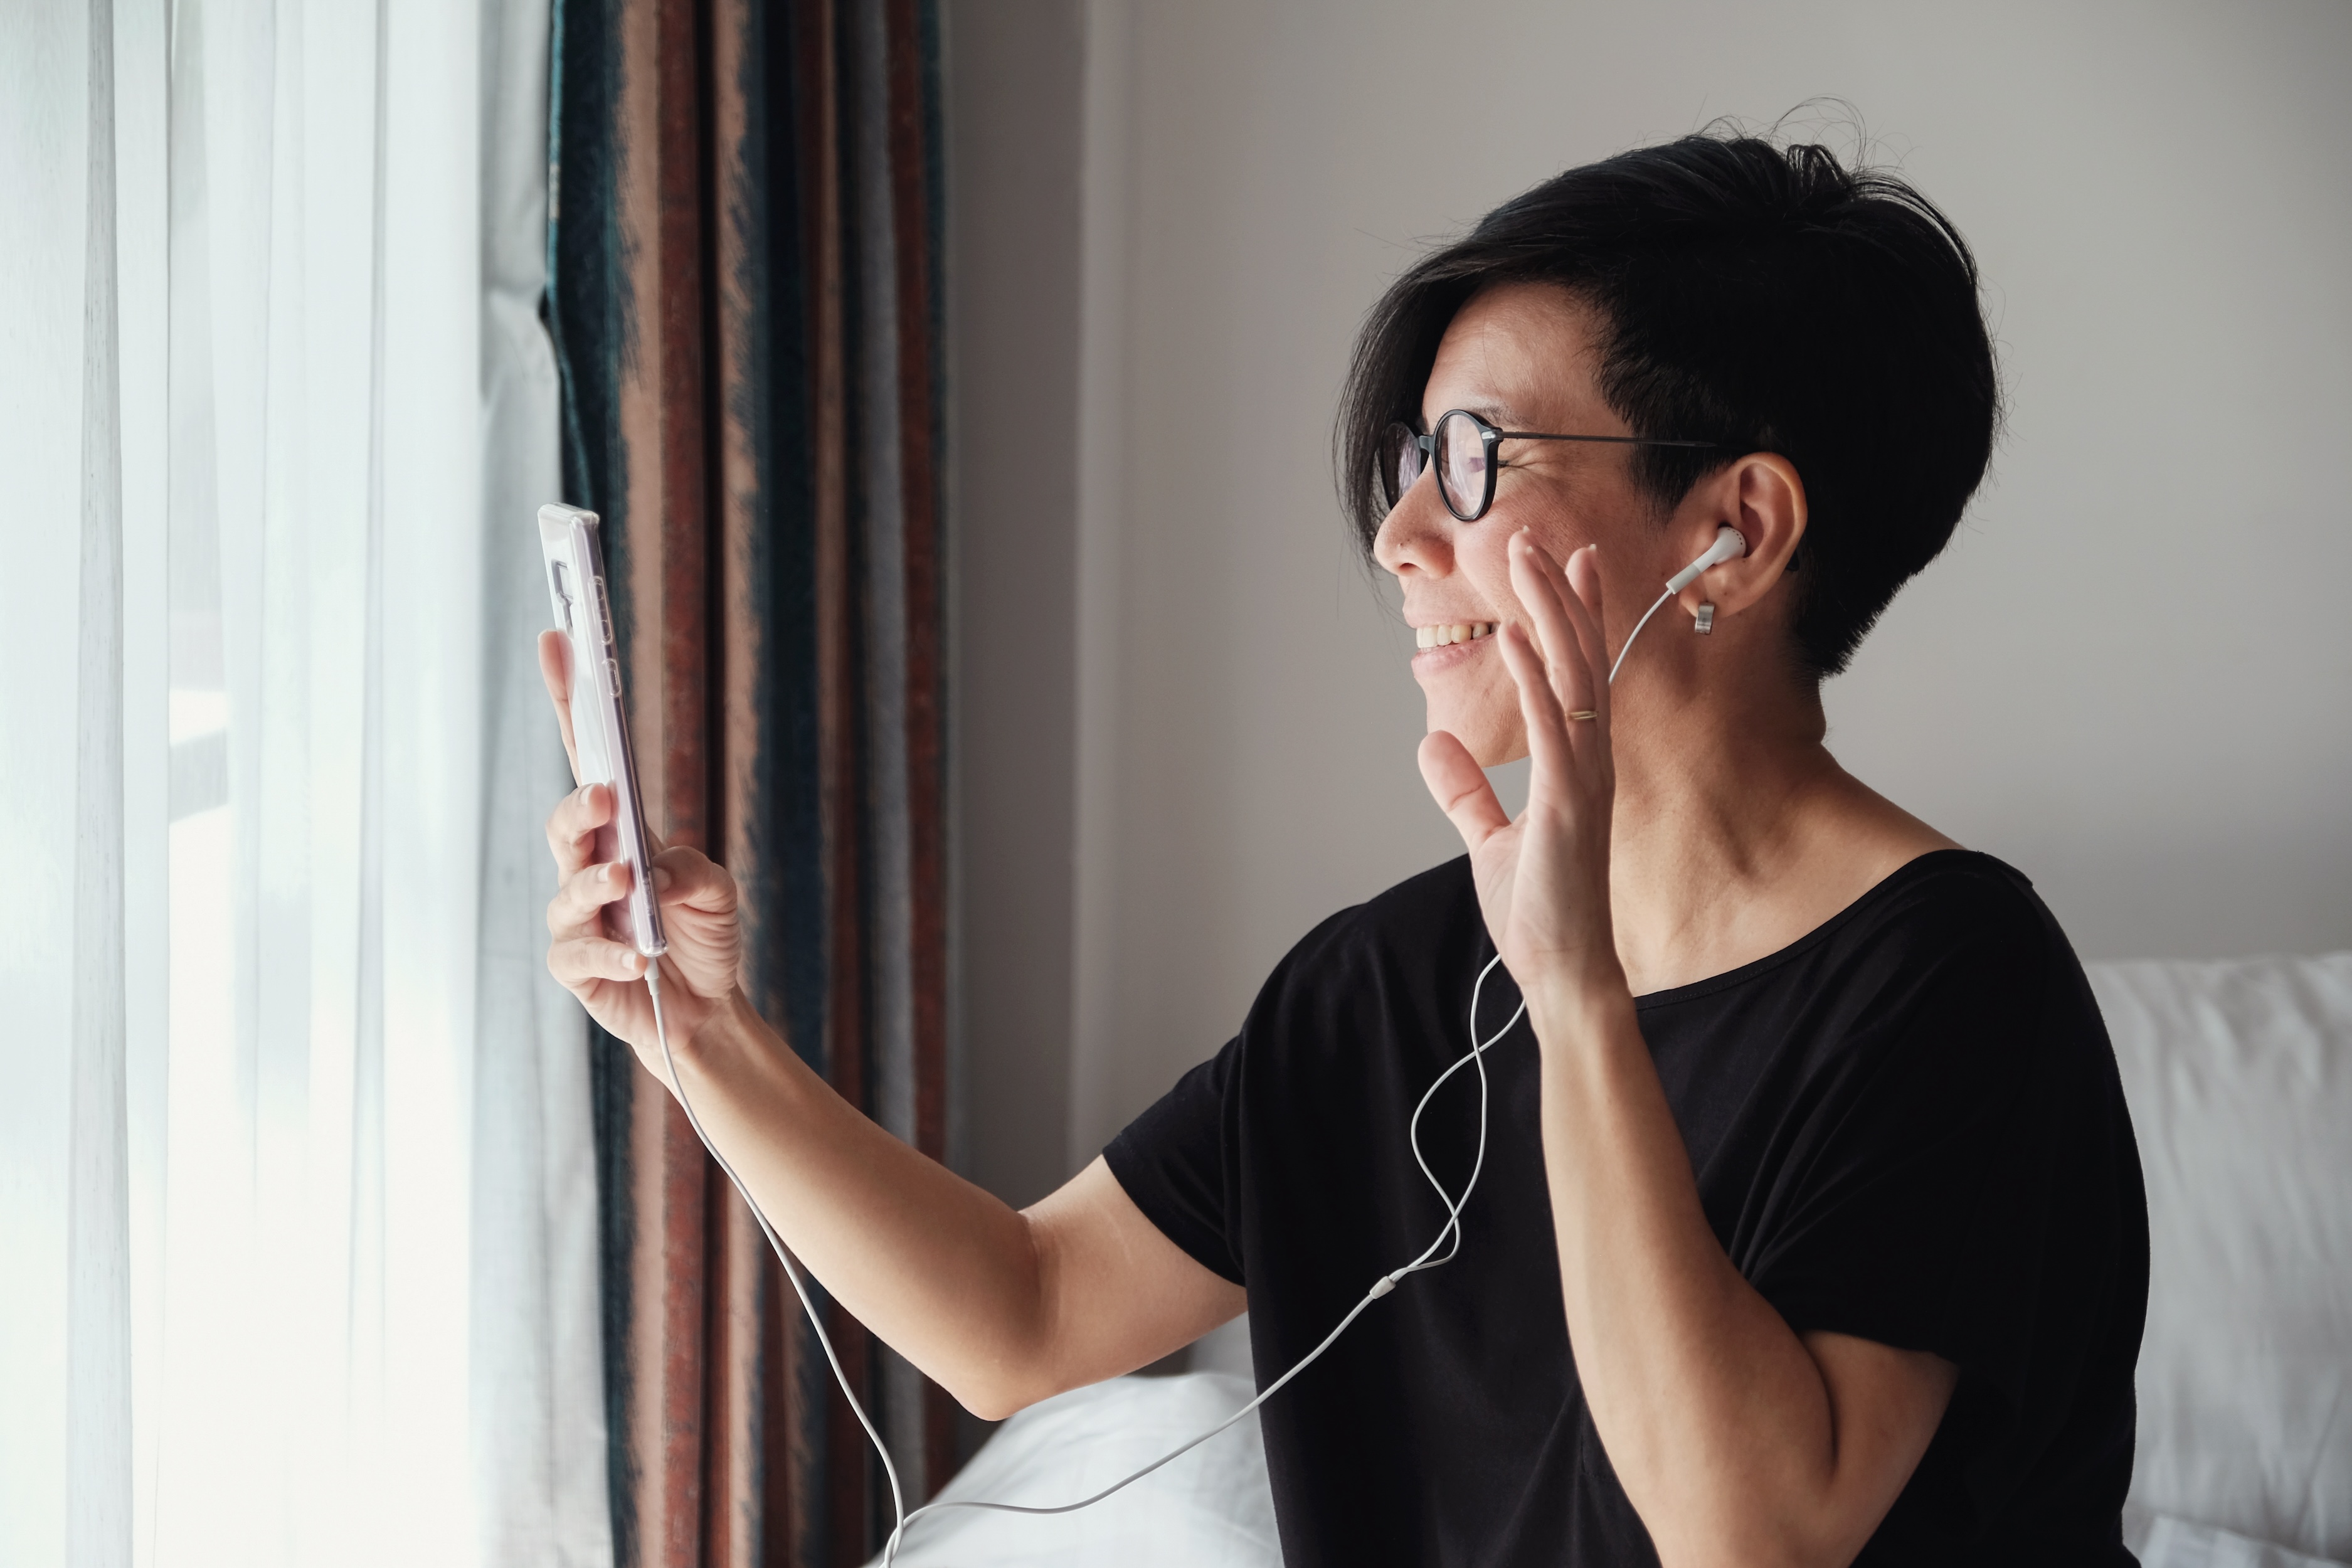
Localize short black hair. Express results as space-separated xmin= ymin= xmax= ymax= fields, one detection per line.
xmin=1336 ymin=131 xmax=2000 ymax=678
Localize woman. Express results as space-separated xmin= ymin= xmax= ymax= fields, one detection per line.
xmin=541 ymin=133 xmax=2147 ymax=1565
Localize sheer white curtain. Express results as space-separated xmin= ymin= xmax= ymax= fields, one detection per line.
xmin=1 ymin=3 xmax=611 ymax=1565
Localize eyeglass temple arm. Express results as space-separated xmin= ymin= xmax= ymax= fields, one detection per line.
xmin=1497 ymin=431 xmax=1720 ymax=448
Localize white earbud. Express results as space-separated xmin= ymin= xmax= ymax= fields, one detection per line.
xmin=1664 ymin=525 xmax=1747 ymax=595
xmin=1608 ymin=526 xmax=1751 ymax=686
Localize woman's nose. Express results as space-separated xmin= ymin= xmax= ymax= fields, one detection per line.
xmin=1374 ymin=479 xmax=1455 ymax=578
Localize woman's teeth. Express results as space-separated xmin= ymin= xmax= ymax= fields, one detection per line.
xmin=1416 ymin=621 xmax=1498 ymax=650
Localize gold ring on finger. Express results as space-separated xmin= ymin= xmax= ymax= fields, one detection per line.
xmin=1567 ymin=709 xmax=1598 ymax=723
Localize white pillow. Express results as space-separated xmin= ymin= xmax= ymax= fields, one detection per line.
xmin=2090 ymin=954 xmax=2352 ymax=1564
xmin=872 ymin=1373 xmax=1280 ymax=1567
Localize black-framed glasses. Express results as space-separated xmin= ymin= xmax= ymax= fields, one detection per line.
xmin=1381 ymin=409 xmax=1719 ymax=522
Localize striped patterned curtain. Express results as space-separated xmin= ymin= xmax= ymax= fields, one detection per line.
xmin=544 ymin=3 xmax=953 ymax=1564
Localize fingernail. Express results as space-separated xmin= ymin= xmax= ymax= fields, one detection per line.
xmin=625 ymin=950 xmax=644 ymax=970
xmin=602 ymin=863 xmax=621 ymax=885
xmin=653 ymin=867 xmax=673 ymax=891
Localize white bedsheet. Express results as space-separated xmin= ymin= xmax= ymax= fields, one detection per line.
xmin=874 ymin=1373 xmax=1280 ymax=1568
xmin=2129 ymin=1507 xmax=2349 ymax=1568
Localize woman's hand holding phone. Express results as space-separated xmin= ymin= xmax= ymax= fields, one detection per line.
xmin=531 ymin=632 xmax=1242 ymax=1434
xmin=537 ymin=630 xmax=743 ymax=1081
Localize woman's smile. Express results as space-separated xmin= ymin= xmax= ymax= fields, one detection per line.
xmin=1411 ymin=618 xmax=1500 ymax=673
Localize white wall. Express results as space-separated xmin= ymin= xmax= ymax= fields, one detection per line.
xmin=944 ymin=0 xmax=1086 ymax=1209
xmin=945 ymin=0 xmax=2352 ymax=1192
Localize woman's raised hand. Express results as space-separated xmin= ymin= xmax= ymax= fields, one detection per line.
xmin=1417 ymin=533 xmax=1626 ymax=1005
xmin=537 ymin=630 xmax=743 ymax=1078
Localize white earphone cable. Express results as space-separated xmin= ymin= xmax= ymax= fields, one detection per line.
xmin=645 ymin=968 xmax=911 ymax=1546
xmin=1608 ymin=587 xmax=1677 ymax=687
xmin=639 ymin=560 xmax=1684 ymax=1564
xmin=645 ymin=946 xmax=1525 ymax=1567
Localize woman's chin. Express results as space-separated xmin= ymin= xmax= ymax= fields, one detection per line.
xmin=1422 ymin=706 xmax=1525 ymax=771
xmin=1415 ymin=655 xmax=1522 ymax=763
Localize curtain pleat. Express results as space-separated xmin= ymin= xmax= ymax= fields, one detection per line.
xmin=548 ymin=3 xmax=954 ymax=1564
xmin=1 ymin=9 xmax=134 ymax=1561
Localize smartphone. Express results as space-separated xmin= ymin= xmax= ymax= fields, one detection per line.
xmin=538 ymin=503 xmax=667 ymax=959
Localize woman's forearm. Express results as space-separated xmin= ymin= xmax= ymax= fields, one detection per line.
xmin=1528 ymin=982 xmax=1940 ymax=1568
xmin=667 ymin=990 xmax=1055 ymax=1418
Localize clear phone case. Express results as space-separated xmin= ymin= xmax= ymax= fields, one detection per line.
xmin=538 ymin=503 xmax=667 ymax=956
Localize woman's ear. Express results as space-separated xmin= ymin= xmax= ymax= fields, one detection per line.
xmin=1674 ymin=452 xmax=1806 ymax=623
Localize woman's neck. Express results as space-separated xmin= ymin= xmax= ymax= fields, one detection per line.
xmin=1600 ymin=663 xmax=1954 ymax=997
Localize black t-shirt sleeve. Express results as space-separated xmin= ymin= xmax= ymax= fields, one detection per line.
xmin=1742 ymin=925 xmax=2047 ymax=1368
xmin=1104 ymin=1038 xmax=1247 ymax=1286
xmin=1733 ymin=874 xmax=2133 ymax=1518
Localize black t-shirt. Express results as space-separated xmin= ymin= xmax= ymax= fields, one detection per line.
xmin=1105 ymin=850 xmax=2148 ymax=1567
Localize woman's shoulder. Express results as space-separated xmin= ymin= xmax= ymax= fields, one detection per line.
xmin=1762 ymin=773 xmax=2059 ymax=973
xmin=1643 ymin=849 xmax=2104 ymax=1093
xmin=1636 ymin=849 xmax=2062 ymax=1010
xmin=1841 ymin=849 xmax=2075 ymax=973
xmin=1805 ymin=850 xmax=2121 ymax=1089
xmin=1820 ymin=852 xmax=2110 ymax=1052
xmin=1278 ymin=855 xmax=1484 ymax=975
xmin=1239 ymin=857 xmax=1487 ymax=1046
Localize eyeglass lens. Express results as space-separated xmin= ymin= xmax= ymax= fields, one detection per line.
xmin=1385 ymin=423 xmax=1422 ymax=506
xmin=1384 ymin=413 xmax=1495 ymax=519
xmin=1436 ymin=411 xmax=1490 ymax=518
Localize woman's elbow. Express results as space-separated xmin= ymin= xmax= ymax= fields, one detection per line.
xmin=949 ymin=1377 xmax=1032 ymax=1425
xmin=1648 ymin=1490 xmax=1875 ymax=1568
xmin=1655 ymin=1529 xmax=1853 ymax=1568
xmin=935 ymin=1343 xmax=1068 ymax=1424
